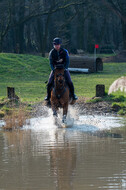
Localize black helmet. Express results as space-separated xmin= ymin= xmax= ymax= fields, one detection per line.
xmin=53 ymin=37 xmax=62 ymax=45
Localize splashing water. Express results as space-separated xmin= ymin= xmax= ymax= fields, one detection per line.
xmin=22 ymin=106 xmax=126 ymax=132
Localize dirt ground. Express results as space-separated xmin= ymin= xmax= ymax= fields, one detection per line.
xmin=73 ymin=97 xmax=114 ymax=116
xmin=103 ymin=50 xmax=126 ymax=63
xmin=32 ymin=97 xmax=116 ymax=118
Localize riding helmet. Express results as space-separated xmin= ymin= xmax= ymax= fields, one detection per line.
xmin=53 ymin=37 xmax=62 ymax=45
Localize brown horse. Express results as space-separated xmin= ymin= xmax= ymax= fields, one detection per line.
xmin=51 ymin=65 xmax=70 ymax=123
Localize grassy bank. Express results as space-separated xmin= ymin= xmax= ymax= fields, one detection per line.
xmin=0 ymin=53 xmax=50 ymax=102
xmin=0 ymin=53 xmax=126 ymax=103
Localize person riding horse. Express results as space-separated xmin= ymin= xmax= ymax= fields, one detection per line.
xmin=45 ymin=37 xmax=78 ymax=101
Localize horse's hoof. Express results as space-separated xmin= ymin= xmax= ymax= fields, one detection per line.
xmin=62 ymin=115 xmax=67 ymax=124
xmin=62 ymin=120 xmax=67 ymax=124
xmin=70 ymin=99 xmax=76 ymax=105
xmin=53 ymin=112 xmax=57 ymax=117
xmin=46 ymin=100 xmax=51 ymax=107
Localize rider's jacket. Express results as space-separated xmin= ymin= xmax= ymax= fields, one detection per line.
xmin=49 ymin=47 xmax=69 ymax=70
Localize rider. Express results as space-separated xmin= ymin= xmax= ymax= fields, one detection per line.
xmin=45 ymin=37 xmax=78 ymax=101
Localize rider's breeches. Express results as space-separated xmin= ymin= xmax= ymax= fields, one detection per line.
xmin=48 ymin=71 xmax=54 ymax=85
xmin=64 ymin=70 xmax=75 ymax=95
xmin=64 ymin=70 xmax=73 ymax=86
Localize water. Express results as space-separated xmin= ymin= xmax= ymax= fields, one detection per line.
xmin=0 ymin=111 xmax=126 ymax=190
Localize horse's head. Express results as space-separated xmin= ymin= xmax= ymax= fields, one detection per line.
xmin=54 ymin=65 xmax=65 ymax=87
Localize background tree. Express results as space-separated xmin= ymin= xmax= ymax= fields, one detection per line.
xmin=0 ymin=0 xmax=11 ymax=52
xmin=0 ymin=0 xmax=125 ymax=55
xmin=102 ymin=0 xmax=126 ymax=49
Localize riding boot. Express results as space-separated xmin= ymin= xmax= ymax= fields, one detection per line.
xmin=44 ymin=84 xmax=51 ymax=101
xmin=69 ymin=82 xmax=78 ymax=100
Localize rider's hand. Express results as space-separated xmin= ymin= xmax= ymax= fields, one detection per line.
xmin=57 ymin=59 xmax=63 ymax=63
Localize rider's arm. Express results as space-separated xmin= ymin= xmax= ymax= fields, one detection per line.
xmin=50 ymin=59 xmax=54 ymax=70
xmin=64 ymin=50 xmax=70 ymax=69
xmin=49 ymin=51 xmax=54 ymax=70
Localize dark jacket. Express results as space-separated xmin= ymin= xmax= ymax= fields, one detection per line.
xmin=49 ymin=47 xmax=70 ymax=70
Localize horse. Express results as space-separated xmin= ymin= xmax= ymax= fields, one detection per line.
xmin=51 ymin=65 xmax=70 ymax=123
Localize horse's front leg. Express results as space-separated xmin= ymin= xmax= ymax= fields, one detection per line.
xmin=52 ymin=106 xmax=58 ymax=117
xmin=53 ymin=109 xmax=58 ymax=117
xmin=51 ymin=101 xmax=58 ymax=117
xmin=62 ymin=103 xmax=68 ymax=123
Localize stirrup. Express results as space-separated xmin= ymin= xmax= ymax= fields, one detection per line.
xmin=72 ymin=94 xmax=78 ymax=100
xmin=44 ymin=96 xmax=50 ymax=101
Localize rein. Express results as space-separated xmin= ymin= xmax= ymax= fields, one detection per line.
xmin=53 ymin=86 xmax=66 ymax=100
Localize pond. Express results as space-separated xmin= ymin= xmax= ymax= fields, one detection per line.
xmin=0 ymin=111 xmax=126 ymax=190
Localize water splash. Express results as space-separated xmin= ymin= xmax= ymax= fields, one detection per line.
xmin=22 ymin=106 xmax=126 ymax=132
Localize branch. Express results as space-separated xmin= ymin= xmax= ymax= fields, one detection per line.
xmin=1 ymin=0 xmax=11 ymax=38
xmin=107 ymin=0 xmax=121 ymax=13
xmin=102 ymin=0 xmax=126 ymax=22
xmin=12 ymin=1 xmax=87 ymax=27
xmin=58 ymin=10 xmax=78 ymax=32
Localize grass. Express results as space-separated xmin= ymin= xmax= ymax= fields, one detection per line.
xmin=0 ymin=53 xmax=50 ymax=102
xmin=0 ymin=53 xmax=126 ymax=103
xmin=3 ymin=104 xmax=29 ymax=130
xmin=72 ymin=63 xmax=126 ymax=98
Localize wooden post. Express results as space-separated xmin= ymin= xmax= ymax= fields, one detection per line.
xmin=96 ymin=58 xmax=103 ymax=71
xmin=7 ymin=87 xmax=15 ymax=99
xmin=96 ymin=85 xmax=105 ymax=97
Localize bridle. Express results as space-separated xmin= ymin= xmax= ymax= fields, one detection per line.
xmin=53 ymin=69 xmax=66 ymax=99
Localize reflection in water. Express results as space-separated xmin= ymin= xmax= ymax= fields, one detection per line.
xmin=49 ymin=131 xmax=76 ymax=190
xmin=0 ymin=115 xmax=126 ymax=190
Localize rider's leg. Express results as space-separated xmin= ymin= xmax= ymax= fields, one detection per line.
xmin=45 ymin=71 xmax=54 ymax=101
xmin=64 ymin=70 xmax=78 ymax=100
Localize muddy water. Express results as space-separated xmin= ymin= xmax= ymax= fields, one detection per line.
xmin=0 ymin=114 xmax=126 ymax=190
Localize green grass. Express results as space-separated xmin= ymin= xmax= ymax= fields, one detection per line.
xmin=0 ymin=53 xmax=50 ymax=102
xmin=0 ymin=53 xmax=126 ymax=103
xmin=72 ymin=62 xmax=126 ymax=98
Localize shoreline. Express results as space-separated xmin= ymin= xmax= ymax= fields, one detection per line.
xmin=0 ymin=97 xmax=125 ymax=130
xmin=74 ymin=98 xmax=118 ymax=116
xmin=32 ymin=97 xmax=122 ymax=118
xmin=0 ymin=97 xmax=125 ymax=120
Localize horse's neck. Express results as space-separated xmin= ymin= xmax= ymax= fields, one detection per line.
xmin=55 ymin=82 xmax=64 ymax=89
xmin=54 ymin=81 xmax=65 ymax=91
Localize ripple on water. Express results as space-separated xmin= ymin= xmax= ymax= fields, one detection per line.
xmin=0 ymin=114 xmax=126 ymax=190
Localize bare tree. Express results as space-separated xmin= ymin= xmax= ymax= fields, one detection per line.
xmin=0 ymin=0 xmax=11 ymax=52
xmin=102 ymin=0 xmax=126 ymax=49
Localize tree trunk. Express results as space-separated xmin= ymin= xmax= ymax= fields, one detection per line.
xmin=77 ymin=8 xmax=85 ymax=50
xmin=36 ymin=18 xmax=43 ymax=54
xmin=18 ymin=0 xmax=25 ymax=54
xmin=41 ymin=17 xmax=50 ymax=57
xmin=26 ymin=23 xmax=32 ymax=52
xmin=121 ymin=20 xmax=126 ymax=49
xmin=41 ymin=5 xmax=52 ymax=57
xmin=19 ymin=23 xmax=25 ymax=53
xmin=0 ymin=38 xmax=3 ymax=52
